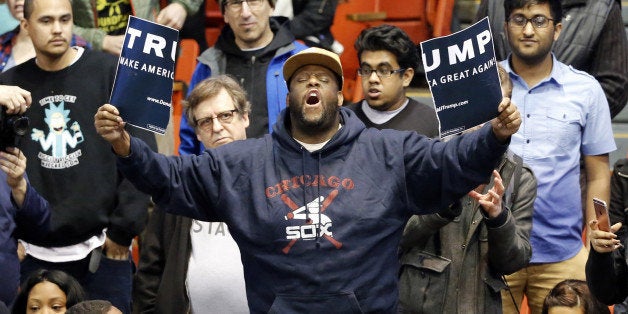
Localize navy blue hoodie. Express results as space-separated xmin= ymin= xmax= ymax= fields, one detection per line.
xmin=118 ymin=107 xmax=507 ymax=313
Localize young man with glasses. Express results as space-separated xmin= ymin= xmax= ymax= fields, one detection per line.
xmin=477 ymin=0 xmax=627 ymax=119
xmin=178 ymin=0 xmax=307 ymax=156
xmin=347 ymin=25 xmax=439 ymax=138
xmin=494 ymin=1 xmax=616 ymax=313
xmin=133 ymin=76 xmax=250 ymax=313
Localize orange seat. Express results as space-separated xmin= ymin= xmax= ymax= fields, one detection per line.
xmin=205 ymin=0 xmax=224 ymax=46
xmin=171 ymin=39 xmax=198 ymax=156
xmin=205 ymin=0 xmax=224 ymax=27
xmin=171 ymin=82 xmax=186 ymax=156
xmin=205 ymin=27 xmax=221 ymax=47
xmin=331 ymin=0 xmax=376 ymax=102
xmin=131 ymin=236 xmax=140 ymax=267
xmin=174 ymin=39 xmax=200 ymax=85
xmin=426 ymin=0 xmax=454 ymax=38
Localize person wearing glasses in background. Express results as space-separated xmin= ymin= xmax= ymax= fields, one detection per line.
xmin=133 ymin=75 xmax=250 ymax=314
xmin=495 ymin=1 xmax=616 ymax=313
xmin=178 ymin=0 xmax=307 ymax=156
xmin=477 ymin=0 xmax=627 ymax=119
xmin=346 ymin=25 xmax=439 ymax=138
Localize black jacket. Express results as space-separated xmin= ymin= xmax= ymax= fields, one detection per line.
xmin=587 ymin=158 xmax=628 ymax=304
xmin=133 ymin=209 xmax=192 ymax=313
xmin=0 ymin=50 xmax=154 ymax=247
xmin=288 ymin=0 xmax=338 ymax=50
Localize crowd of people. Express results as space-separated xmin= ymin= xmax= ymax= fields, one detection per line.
xmin=0 ymin=0 xmax=626 ymax=313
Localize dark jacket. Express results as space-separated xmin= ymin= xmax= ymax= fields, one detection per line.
xmin=0 ymin=175 xmax=50 ymax=305
xmin=398 ymin=152 xmax=535 ymax=313
xmin=288 ymin=0 xmax=338 ymax=50
xmin=477 ymin=0 xmax=628 ymax=117
xmin=587 ymin=158 xmax=628 ymax=304
xmin=347 ymin=98 xmax=440 ymax=138
xmin=133 ymin=210 xmax=192 ymax=314
xmin=116 ymin=107 xmax=508 ymax=313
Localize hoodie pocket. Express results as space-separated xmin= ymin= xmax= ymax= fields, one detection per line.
xmin=268 ymin=292 xmax=363 ymax=314
xmin=398 ymin=249 xmax=451 ymax=313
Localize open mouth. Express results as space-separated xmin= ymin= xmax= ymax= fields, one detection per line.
xmin=306 ymin=91 xmax=321 ymax=105
xmin=367 ymin=88 xmax=381 ymax=98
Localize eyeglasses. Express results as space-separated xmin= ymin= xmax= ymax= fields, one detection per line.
xmin=507 ymin=14 xmax=554 ymax=28
xmin=194 ymin=109 xmax=238 ymax=131
xmin=357 ymin=66 xmax=406 ymax=78
xmin=224 ymin=0 xmax=264 ymax=12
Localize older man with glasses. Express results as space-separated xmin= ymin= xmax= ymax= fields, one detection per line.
xmin=133 ymin=75 xmax=251 ymax=314
xmin=178 ymin=0 xmax=307 ymax=157
xmin=346 ymin=25 xmax=440 ymax=138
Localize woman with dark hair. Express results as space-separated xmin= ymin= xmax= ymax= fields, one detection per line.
xmin=542 ymin=279 xmax=609 ymax=314
xmin=11 ymin=269 xmax=85 ymax=314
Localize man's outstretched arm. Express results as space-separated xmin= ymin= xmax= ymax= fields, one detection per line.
xmin=94 ymin=104 xmax=132 ymax=156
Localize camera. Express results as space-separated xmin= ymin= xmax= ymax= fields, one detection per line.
xmin=0 ymin=106 xmax=30 ymax=151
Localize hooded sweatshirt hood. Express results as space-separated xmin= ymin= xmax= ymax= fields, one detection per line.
xmin=272 ymin=107 xmax=365 ymax=157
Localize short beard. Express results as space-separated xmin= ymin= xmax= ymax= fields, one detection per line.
xmin=508 ymin=38 xmax=554 ymax=66
xmin=289 ymin=103 xmax=339 ymax=133
xmin=39 ymin=46 xmax=69 ymax=61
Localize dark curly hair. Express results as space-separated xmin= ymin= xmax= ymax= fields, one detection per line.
xmin=354 ymin=24 xmax=419 ymax=72
xmin=504 ymin=0 xmax=563 ymax=23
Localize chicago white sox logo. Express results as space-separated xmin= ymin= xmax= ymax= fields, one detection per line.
xmin=282 ymin=190 xmax=343 ymax=254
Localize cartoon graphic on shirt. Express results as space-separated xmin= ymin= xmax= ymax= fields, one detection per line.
xmin=31 ymin=101 xmax=84 ymax=169
xmin=282 ymin=190 xmax=342 ymax=253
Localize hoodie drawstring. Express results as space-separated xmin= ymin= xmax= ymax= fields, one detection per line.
xmin=315 ymin=152 xmax=322 ymax=248
xmin=300 ymin=147 xmax=323 ymax=249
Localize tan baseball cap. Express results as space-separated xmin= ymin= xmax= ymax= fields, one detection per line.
xmin=283 ymin=47 xmax=344 ymax=88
